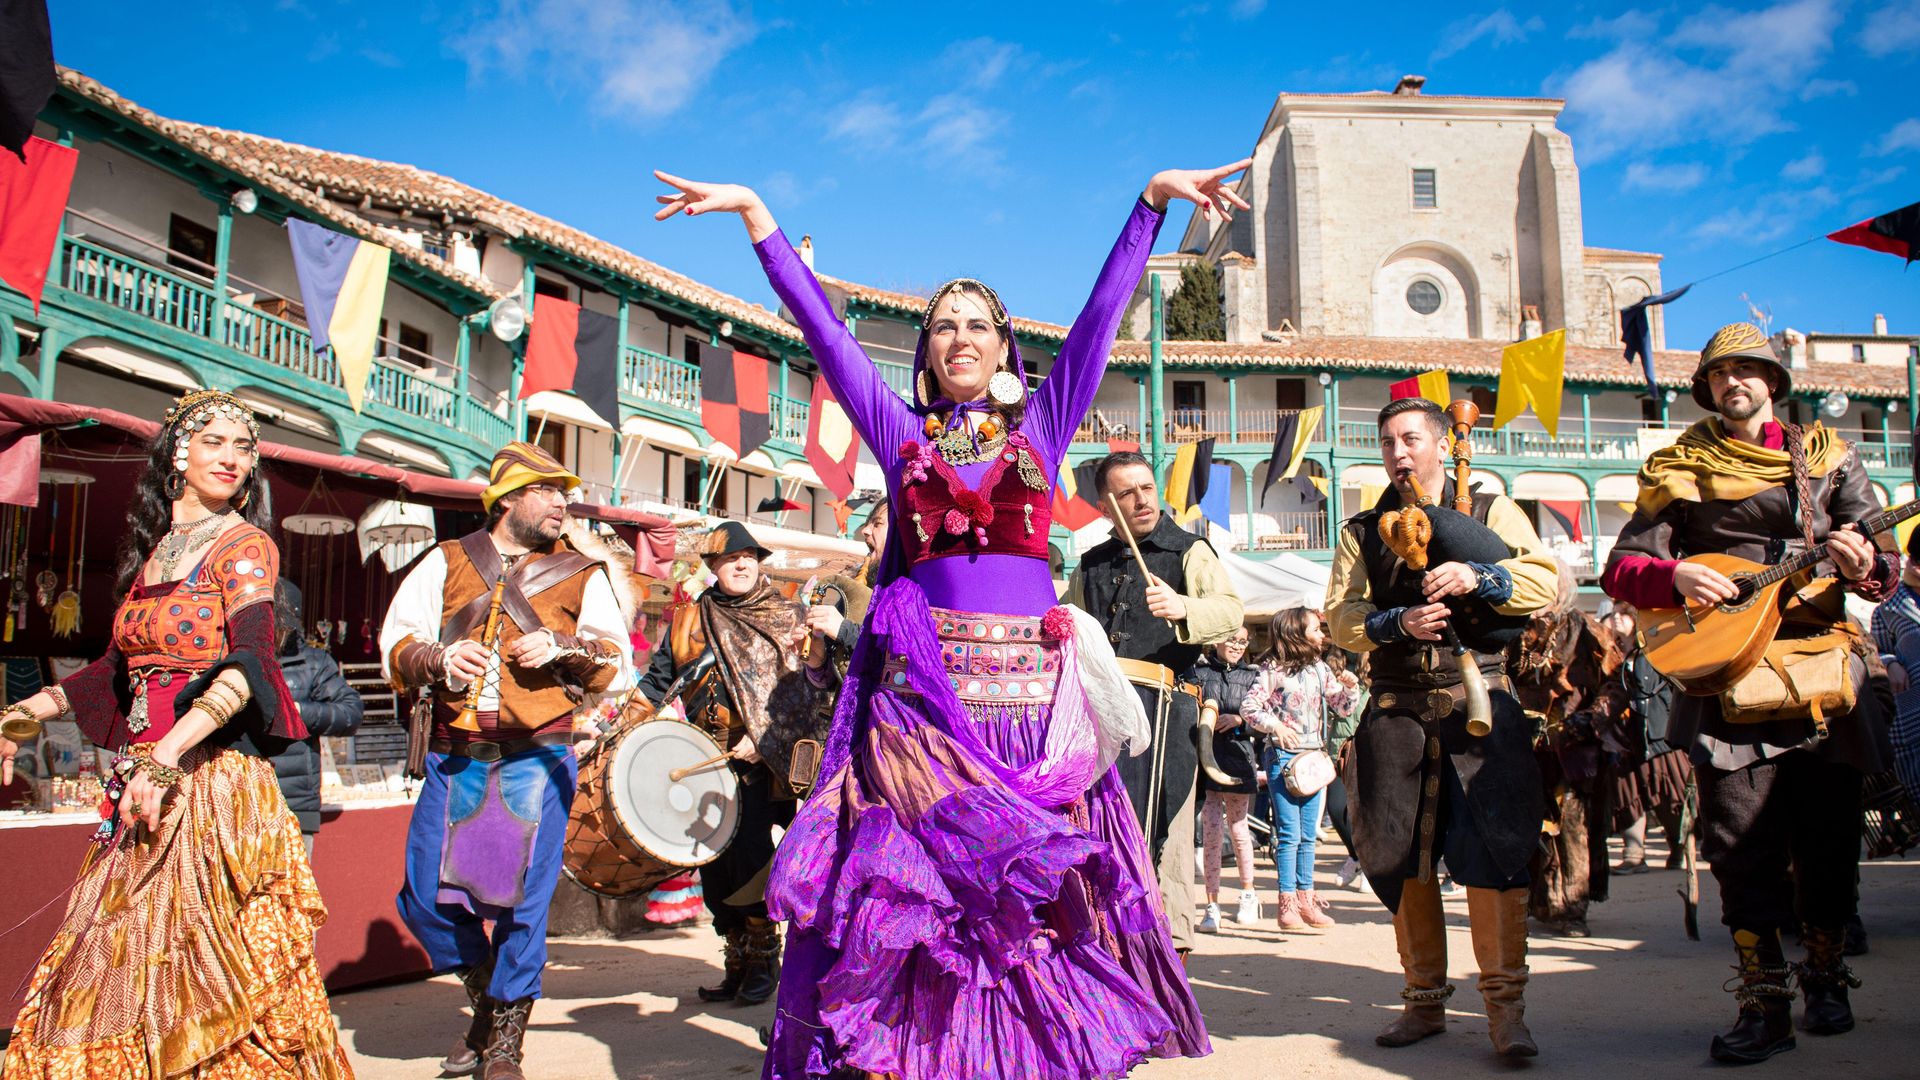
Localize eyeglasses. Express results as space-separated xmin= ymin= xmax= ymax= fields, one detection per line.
xmin=520 ymin=483 xmax=573 ymax=503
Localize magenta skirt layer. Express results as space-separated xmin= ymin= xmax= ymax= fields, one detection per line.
xmin=761 ymin=592 xmax=1209 ymax=1080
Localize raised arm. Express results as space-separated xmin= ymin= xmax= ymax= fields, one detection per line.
xmin=654 ymin=171 xmax=912 ymax=454
xmin=1026 ymin=161 xmax=1250 ymax=462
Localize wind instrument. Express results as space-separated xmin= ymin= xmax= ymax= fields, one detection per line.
xmin=452 ymin=555 xmax=514 ymax=733
xmin=1377 ymin=471 xmax=1495 ymax=737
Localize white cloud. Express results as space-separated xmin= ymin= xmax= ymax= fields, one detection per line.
xmin=1431 ymin=9 xmax=1544 ymax=62
xmin=1624 ymin=160 xmax=1708 ymax=191
xmin=1860 ymin=1 xmax=1920 ymax=57
xmin=1554 ymin=0 xmax=1842 ymax=160
xmin=1782 ymin=151 xmax=1825 ymax=180
xmin=1567 ymin=10 xmax=1660 ymax=40
xmin=1691 ymin=185 xmax=1838 ymax=244
xmin=828 ymin=95 xmax=908 ymax=147
xmin=1230 ymin=0 xmax=1269 ymax=17
xmin=1872 ymin=118 xmax=1920 ymax=155
xmin=917 ymin=93 xmax=1008 ymax=160
xmin=1800 ymin=78 xmax=1856 ymax=100
xmin=454 ymin=0 xmax=754 ymax=119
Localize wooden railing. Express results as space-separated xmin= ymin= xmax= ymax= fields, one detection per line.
xmin=55 ymin=234 xmax=511 ymax=458
xmin=620 ymin=346 xmax=701 ymax=415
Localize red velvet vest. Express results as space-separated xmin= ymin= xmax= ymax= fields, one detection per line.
xmin=897 ymin=430 xmax=1052 ymax=565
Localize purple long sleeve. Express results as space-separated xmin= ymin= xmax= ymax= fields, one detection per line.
xmin=754 ymin=232 xmax=914 ymax=459
xmin=1025 ymin=198 xmax=1165 ymax=467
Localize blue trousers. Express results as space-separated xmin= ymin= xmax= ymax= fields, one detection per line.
xmin=398 ymin=747 xmax=578 ymax=1002
xmin=1268 ymin=752 xmax=1327 ymax=893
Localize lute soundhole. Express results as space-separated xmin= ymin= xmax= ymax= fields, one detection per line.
xmin=1719 ymin=575 xmax=1758 ymax=613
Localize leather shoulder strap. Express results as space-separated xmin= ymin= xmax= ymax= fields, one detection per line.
xmin=1783 ymin=422 xmax=1818 ymax=549
xmin=442 ymin=531 xmax=503 ymax=645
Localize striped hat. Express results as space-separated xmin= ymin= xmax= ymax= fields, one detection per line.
xmin=482 ymin=441 xmax=581 ymax=511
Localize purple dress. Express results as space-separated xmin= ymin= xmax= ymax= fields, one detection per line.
xmin=754 ymin=200 xmax=1210 ymax=1079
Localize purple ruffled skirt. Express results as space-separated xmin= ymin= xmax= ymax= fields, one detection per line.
xmin=761 ymin=591 xmax=1209 ymax=1079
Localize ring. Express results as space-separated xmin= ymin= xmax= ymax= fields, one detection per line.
xmin=129 ymin=802 xmax=144 ymax=816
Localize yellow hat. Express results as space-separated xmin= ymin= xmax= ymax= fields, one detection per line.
xmin=1692 ymin=322 xmax=1790 ymax=411
xmin=481 ymin=441 xmax=581 ymax=512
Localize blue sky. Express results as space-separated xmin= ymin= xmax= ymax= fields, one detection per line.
xmin=47 ymin=0 xmax=1918 ymax=349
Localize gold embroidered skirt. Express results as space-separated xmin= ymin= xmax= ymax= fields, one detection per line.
xmin=2 ymin=747 xmax=352 ymax=1079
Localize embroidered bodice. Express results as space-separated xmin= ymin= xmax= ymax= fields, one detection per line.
xmin=114 ymin=525 xmax=278 ymax=673
xmin=896 ymin=430 xmax=1053 ymax=566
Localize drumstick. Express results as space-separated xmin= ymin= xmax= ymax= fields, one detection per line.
xmin=1106 ymin=493 xmax=1176 ymax=629
xmin=668 ymin=751 xmax=734 ymax=783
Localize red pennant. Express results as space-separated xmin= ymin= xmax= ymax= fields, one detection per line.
xmin=804 ymin=375 xmax=860 ymax=498
xmin=0 ymin=137 xmax=78 ymax=313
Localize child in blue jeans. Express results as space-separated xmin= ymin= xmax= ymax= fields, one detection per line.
xmin=1243 ymin=606 xmax=1360 ymax=930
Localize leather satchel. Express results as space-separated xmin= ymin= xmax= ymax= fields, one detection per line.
xmin=1719 ymin=626 xmax=1864 ymax=736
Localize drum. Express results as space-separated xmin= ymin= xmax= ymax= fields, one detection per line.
xmin=564 ymin=717 xmax=741 ymax=898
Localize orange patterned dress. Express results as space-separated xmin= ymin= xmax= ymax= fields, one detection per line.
xmin=2 ymin=523 xmax=353 ymax=1079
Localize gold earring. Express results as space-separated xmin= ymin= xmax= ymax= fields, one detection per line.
xmin=917 ymin=371 xmax=934 ymax=407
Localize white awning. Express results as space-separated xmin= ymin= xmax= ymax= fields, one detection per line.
xmin=525 ymin=390 xmax=612 ymax=432
xmin=621 ymin=416 xmax=709 ymax=456
xmin=1511 ymin=472 xmax=1588 ymax=501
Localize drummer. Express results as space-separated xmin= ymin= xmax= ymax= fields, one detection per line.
xmin=635 ymin=521 xmax=821 ymax=1007
xmin=380 ymin=441 xmax=634 ymax=1080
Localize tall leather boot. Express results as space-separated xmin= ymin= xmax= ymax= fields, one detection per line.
xmin=480 ymin=997 xmax=532 ymax=1080
xmin=1377 ymin=874 xmax=1452 ymax=1047
xmin=1710 ymin=929 xmax=1796 ymax=1064
xmin=441 ymin=962 xmax=496 ymax=1077
xmin=1797 ymin=924 xmax=1860 ymax=1036
xmin=698 ymin=929 xmax=747 ymax=1003
xmin=738 ymin=917 xmax=783 ymax=1006
xmin=1466 ymin=886 xmax=1537 ymax=1058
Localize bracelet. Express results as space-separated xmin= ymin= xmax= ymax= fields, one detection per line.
xmin=46 ymin=685 xmax=69 ymax=717
xmin=137 ymin=758 xmax=187 ymax=788
xmin=193 ymin=693 xmax=237 ymax=728
xmin=1 ymin=702 xmax=41 ymax=742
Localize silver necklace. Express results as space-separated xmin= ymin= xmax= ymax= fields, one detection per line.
xmin=153 ymin=511 xmax=231 ymax=581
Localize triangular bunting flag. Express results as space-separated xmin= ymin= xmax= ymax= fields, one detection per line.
xmin=1493 ymin=329 xmax=1566 ymax=438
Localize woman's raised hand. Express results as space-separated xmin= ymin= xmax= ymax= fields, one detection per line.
xmin=653 ymin=171 xmax=778 ymax=242
xmin=1144 ymin=160 xmax=1254 ymax=221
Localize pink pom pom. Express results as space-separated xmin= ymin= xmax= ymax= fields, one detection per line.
xmin=943 ymin=509 xmax=968 ymax=535
xmin=898 ymin=440 xmax=921 ymax=460
xmin=974 ymin=526 xmax=987 ymax=544
xmin=1041 ymin=605 xmax=1074 ymax=641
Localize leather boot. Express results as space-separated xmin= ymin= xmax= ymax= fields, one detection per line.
xmin=698 ymin=930 xmax=747 ymax=1003
xmin=738 ymin=917 xmax=782 ymax=1006
xmin=1710 ymin=929 xmax=1797 ymax=1064
xmin=441 ymin=962 xmax=495 ymax=1076
xmin=1797 ymin=924 xmax=1860 ymax=1036
xmin=480 ymin=997 xmax=532 ymax=1080
xmin=1466 ymin=886 xmax=1537 ymax=1058
xmin=1377 ymin=874 xmax=1451 ymax=1047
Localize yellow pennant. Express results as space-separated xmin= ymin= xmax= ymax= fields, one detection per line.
xmin=1493 ymin=329 xmax=1566 ymax=438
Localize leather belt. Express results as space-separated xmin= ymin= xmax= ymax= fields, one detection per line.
xmin=429 ymin=731 xmax=575 ymax=762
xmin=1372 ymin=675 xmax=1512 ymax=720
xmin=1116 ymin=657 xmax=1199 ymax=699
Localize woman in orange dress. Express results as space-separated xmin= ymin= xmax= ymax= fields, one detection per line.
xmin=0 ymin=389 xmax=351 ymax=1079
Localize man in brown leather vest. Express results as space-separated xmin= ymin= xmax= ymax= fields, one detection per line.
xmin=635 ymin=521 xmax=820 ymax=1007
xmin=381 ymin=442 xmax=633 ymax=1080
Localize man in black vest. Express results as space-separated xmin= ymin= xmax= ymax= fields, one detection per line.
xmin=1066 ymin=450 xmax=1245 ymax=952
xmin=1327 ymin=397 xmax=1557 ymax=1059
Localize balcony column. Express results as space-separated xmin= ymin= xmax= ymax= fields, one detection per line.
xmin=1148 ymin=275 xmax=1166 ymax=475
xmin=454 ymin=319 xmax=472 ymax=395
xmin=1323 ymin=374 xmax=1340 ymax=553
xmin=1135 ymin=377 xmax=1146 ymax=441
xmin=610 ymin=300 xmax=631 ymax=506
xmin=1588 ymin=492 xmax=1602 ymax=576
xmin=1242 ymin=465 xmax=1254 ymax=548
xmin=211 ymin=199 xmax=233 ymax=342
xmin=1226 ymin=376 xmax=1238 ymax=443
xmin=1581 ymin=389 xmax=1592 ymax=452
xmin=779 ymin=354 xmax=791 ymax=442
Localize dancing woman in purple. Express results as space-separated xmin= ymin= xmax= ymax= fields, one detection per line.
xmin=657 ymin=161 xmax=1247 ymax=1079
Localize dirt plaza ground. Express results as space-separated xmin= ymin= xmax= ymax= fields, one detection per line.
xmin=332 ymin=835 xmax=1918 ymax=1080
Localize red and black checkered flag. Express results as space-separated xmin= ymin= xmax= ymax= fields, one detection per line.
xmin=698 ymin=341 xmax=770 ymax=457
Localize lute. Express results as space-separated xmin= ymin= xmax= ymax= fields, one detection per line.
xmin=1638 ymin=498 xmax=1920 ymax=695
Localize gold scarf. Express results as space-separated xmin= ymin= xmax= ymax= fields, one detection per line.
xmin=1636 ymin=418 xmax=1845 ymax=518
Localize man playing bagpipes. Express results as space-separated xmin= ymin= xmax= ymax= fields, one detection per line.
xmin=381 ymin=442 xmax=635 ymax=1080
xmin=1326 ymin=396 xmax=1558 ymax=1059
xmin=1602 ymin=323 xmax=1897 ymax=1065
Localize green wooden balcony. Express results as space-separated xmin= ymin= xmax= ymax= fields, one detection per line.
xmin=24 ymin=234 xmax=513 ymax=471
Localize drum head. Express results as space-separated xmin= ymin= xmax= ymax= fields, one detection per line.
xmin=607 ymin=720 xmax=741 ymax=867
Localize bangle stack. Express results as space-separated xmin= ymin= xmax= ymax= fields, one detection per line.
xmin=192 ymin=681 xmax=247 ymax=728
xmin=1 ymin=702 xmax=41 ymax=742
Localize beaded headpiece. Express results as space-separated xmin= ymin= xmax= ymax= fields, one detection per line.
xmin=921 ymin=278 xmax=1010 ymax=330
xmin=163 ymin=389 xmax=260 ymax=470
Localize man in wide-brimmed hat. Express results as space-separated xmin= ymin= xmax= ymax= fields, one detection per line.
xmin=634 ymin=520 xmax=825 ymax=1008
xmin=381 ymin=441 xmax=635 ymax=1080
xmin=1603 ymin=323 xmax=1896 ymax=1065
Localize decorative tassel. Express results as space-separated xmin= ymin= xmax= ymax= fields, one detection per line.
xmin=914 ymin=512 xmax=929 ymax=542
xmin=1023 ymin=503 xmax=1034 ymax=536
xmin=51 ymin=589 xmax=81 ymax=638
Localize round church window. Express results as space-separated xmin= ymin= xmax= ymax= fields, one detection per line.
xmin=1406 ymin=279 xmax=1443 ymax=316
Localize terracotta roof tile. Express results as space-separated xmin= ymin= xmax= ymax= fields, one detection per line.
xmin=56 ymin=68 xmax=501 ymax=300
xmin=1107 ymin=336 xmax=1909 ymax=398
